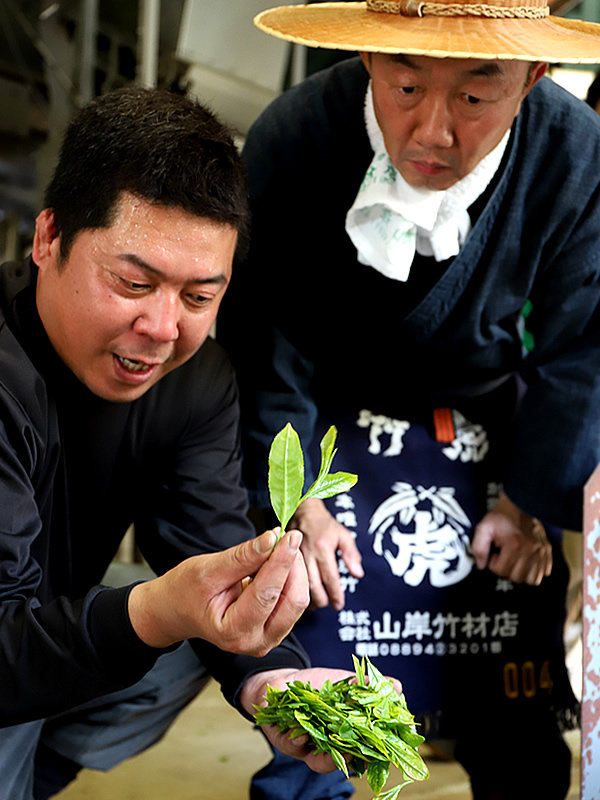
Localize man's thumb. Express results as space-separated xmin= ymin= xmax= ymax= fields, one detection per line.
xmin=228 ymin=529 xmax=278 ymax=575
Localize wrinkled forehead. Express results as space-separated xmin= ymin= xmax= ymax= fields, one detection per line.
xmin=369 ymin=51 xmax=533 ymax=77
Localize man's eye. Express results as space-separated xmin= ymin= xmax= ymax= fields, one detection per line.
xmin=464 ymin=94 xmax=481 ymax=105
xmin=188 ymin=293 xmax=211 ymax=307
xmin=111 ymin=272 xmax=147 ymax=291
xmin=126 ymin=280 xmax=151 ymax=291
xmin=400 ymin=86 xmax=416 ymax=95
xmin=113 ymin=274 xmax=152 ymax=292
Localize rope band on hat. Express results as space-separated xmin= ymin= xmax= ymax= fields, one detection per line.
xmin=366 ymin=0 xmax=550 ymax=18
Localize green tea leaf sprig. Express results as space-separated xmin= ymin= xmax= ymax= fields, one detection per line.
xmin=253 ymin=655 xmax=429 ymax=798
xmin=268 ymin=423 xmax=358 ymax=544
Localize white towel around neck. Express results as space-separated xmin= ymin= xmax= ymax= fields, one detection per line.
xmin=345 ymin=83 xmax=510 ymax=281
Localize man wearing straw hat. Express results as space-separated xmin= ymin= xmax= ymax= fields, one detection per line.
xmin=217 ymin=1 xmax=600 ymax=798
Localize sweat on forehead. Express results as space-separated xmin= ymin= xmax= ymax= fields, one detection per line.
xmin=43 ymin=86 xmax=249 ymax=261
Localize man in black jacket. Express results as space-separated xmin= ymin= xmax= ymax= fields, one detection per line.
xmin=0 ymin=87 xmax=357 ymax=799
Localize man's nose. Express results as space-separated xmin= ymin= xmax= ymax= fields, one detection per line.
xmin=414 ymin=97 xmax=454 ymax=149
xmin=133 ymin=294 xmax=180 ymax=341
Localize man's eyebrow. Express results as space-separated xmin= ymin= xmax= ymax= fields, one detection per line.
xmin=117 ymin=253 xmax=228 ymax=285
xmin=465 ymin=62 xmax=504 ymax=79
xmin=389 ymin=54 xmax=504 ymax=80
xmin=390 ymin=54 xmax=421 ymax=70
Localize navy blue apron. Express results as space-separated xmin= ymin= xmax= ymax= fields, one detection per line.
xmin=294 ymin=407 xmax=578 ymax=739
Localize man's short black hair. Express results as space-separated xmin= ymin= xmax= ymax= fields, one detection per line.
xmin=44 ymin=86 xmax=249 ymax=259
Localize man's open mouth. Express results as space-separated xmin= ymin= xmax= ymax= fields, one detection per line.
xmin=116 ymin=355 xmax=153 ymax=373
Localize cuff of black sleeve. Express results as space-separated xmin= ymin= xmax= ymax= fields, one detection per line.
xmin=191 ymin=634 xmax=311 ymax=721
xmin=88 ymin=584 xmax=173 ymax=683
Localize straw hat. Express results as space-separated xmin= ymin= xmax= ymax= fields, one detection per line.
xmin=254 ymin=1 xmax=600 ymax=63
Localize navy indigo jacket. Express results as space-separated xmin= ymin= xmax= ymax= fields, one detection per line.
xmin=219 ymin=58 xmax=600 ymax=531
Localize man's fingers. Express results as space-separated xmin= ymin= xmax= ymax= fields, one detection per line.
xmin=223 ymin=527 xmax=300 ymax=588
xmin=263 ymin=548 xmax=310 ymax=644
xmin=524 ymin=543 xmax=552 ymax=586
xmin=227 ymin=529 xmax=309 ymax=654
xmin=487 ymin=540 xmax=552 ymax=585
xmin=292 ymin=497 xmax=365 ymax=610
xmin=249 ymin=529 xmax=304 ymax=602
xmin=487 ymin=548 xmax=514 ymax=579
xmin=300 ymin=529 xmax=344 ymax=609
xmin=473 ymin=502 xmax=553 ymax=586
xmin=471 ymin=523 xmax=494 ymax=570
xmin=318 ymin=559 xmax=345 ymax=611
xmin=261 ymin=725 xmax=342 ymax=774
xmin=300 ymin=521 xmax=363 ymax=610
xmin=237 ymin=528 xmax=278 ymax=572
xmin=338 ymin=534 xmax=364 ymax=579
xmin=129 ymin=530 xmax=309 ymax=653
xmin=305 ymin=556 xmax=330 ymax=610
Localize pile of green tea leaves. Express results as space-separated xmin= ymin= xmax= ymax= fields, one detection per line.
xmin=254 ymin=655 xmax=429 ymax=799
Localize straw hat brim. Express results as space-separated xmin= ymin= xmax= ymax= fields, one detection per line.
xmin=254 ymin=3 xmax=600 ymax=64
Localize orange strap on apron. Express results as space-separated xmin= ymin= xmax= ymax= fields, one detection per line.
xmin=433 ymin=407 xmax=456 ymax=443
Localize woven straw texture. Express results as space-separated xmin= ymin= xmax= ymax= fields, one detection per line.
xmin=254 ymin=2 xmax=600 ymax=63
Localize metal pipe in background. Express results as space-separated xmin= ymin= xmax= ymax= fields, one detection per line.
xmin=137 ymin=0 xmax=161 ymax=88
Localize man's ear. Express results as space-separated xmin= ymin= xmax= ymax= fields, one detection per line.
xmin=513 ymin=62 xmax=549 ymax=121
xmin=525 ymin=62 xmax=548 ymax=94
xmin=32 ymin=208 xmax=60 ymax=269
xmin=359 ymin=51 xmax=372 ymax=76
